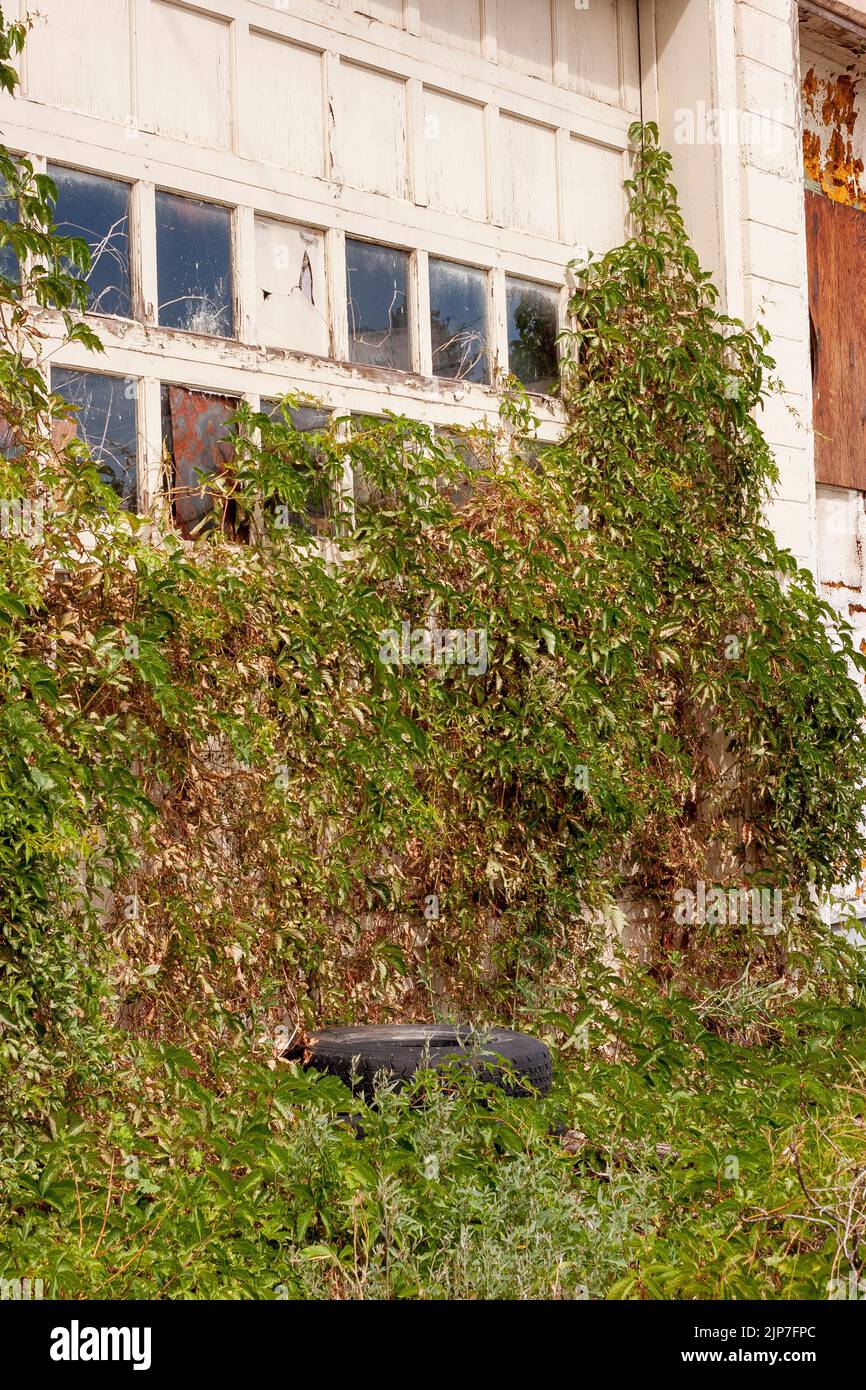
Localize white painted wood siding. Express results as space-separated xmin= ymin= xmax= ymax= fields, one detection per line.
xmin=3 ymin=0 xmax=641 ymax=501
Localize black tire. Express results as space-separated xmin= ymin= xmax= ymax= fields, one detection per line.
xmin=304 ymin=1024 xmax=552 ymax=1101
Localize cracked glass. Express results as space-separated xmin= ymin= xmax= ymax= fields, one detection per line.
xmin=346 ymin=239 xmax=410 ymax=371
xmin=52 ymin=367 xmax=138 ymax=509
xmin=429 ymin=259 xmax=489 ymax=384
xmin=49 ymin=165 xmax=132 ymax=318
xmin=156 ymin=191 xmax=234 ymax=338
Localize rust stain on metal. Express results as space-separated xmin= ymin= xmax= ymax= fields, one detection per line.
xmin=802 ymin=65 xmax=865 ymax=207
xmin=168 ymin=386 xmax=235 ymax=538
xmin=803 ymin=128 xmax=823 ymax=184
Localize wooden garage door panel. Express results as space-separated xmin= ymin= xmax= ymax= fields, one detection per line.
xmin=806 ymin=190 xmax=866 ymax=490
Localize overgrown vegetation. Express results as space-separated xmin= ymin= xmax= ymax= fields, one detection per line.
xmin=4 ymin=969 xmax=866 ymax=1299
xmin=1 ymin=12 xmax=865 ymax=1298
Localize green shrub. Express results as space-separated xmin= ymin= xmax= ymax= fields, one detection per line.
xmin=3 ymin=957 xmax=866 ymax=1299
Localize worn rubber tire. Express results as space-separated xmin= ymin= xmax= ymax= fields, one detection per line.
xmin=304 ymin=1024 xmax=552 ymax=1101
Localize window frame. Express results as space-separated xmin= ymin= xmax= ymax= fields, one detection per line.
xmin=427 ymin=254 xmax=492 ymax=386
xmin=47 ymin=160 xmax=136 ymax=323
xmin=344 ymin=234 xmax=416 ymax=374
xmin=504 ymin=272 xmax=562 ymax=396
xmin=50 ymin=363 xmax=142 ymax=511
xmin=154 ymin=186 xmax=238 ymax=341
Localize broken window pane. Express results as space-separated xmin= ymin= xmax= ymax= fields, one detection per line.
xmin=262 ymin=398 xmax=333 ymax=535
xmin=48 ymin=164 xmax=132 ymax=318
xmin=161 ymin=385 xmax=239 ymax=537
xmin=346 ymin=239 xmax=410 ymax=370
xmin=429 ymin=259 xmax=489 ymax=383
xmin=505 ymin=277 xmax=559 ymax=393
xmin=52 ymin=367 xmax=138 ymax=509
xmin=156 ymin=191 xmax=234 ymax=338
xmin=255 ymin=218 xmax=328 ymax=355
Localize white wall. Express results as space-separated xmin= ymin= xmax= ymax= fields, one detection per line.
xmin=0 ymin=0 xmax=831 ymax=573
xmin=2 ymin=0 xmax=642 ymax=508
xmin=648 ymin=0 xmax=816 ymax=569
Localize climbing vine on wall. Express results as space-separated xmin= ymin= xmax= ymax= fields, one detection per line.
xmin=0 ymin=33 xmax=865 ymax=1133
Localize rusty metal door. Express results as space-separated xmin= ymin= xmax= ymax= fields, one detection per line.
xmin=167 ymin=385 xmax=235 ymax=537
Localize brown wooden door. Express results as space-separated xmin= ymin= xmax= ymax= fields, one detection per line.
xmin=806 ymin=189 xmax=866 ymax=490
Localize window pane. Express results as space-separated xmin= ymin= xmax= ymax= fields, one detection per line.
xmin=255 ymin=218 xmax=328 ymax=355
xmin=265 ymin=400 xmax=331 ymax=433
xmin=161 ymin=385 xmax=239 ymax=537
xmin=349 ymin=413 xmax=393 ymax=511
xmin=49 ymin=165 xmax=131 ymax=318
xmin=156 ymin=191 xmax=234 ymax=337
xmin=437 ymin=429 xmax=491 ymax=509
xmin=52 ymin=368 xmax=138 ymax=509
xmin=262 ymin=398 xmax=332 ymax=535
xmin=429 ymin=259 xmax=488 ymax=383
xmin=505 ymin=277 xmax=559 ymax=393
xmin=346 ymin=239 xmax=409 ymax=371
xmin=0 ymin=177 xmax=18 ymax=287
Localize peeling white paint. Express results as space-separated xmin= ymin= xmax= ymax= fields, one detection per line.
xmin=140 ymin=2 xmax=232 ymax=152
xmin=241 ymin=31 xmax=326 ymax=177
xmin=0 ymin=0 xmax=645 ymax=507
xmin=817 ymin=484 xmax=866 ymax=655
xmin=338 ymin=60 xmax=409 ymax=199
xmin=255 ymin=218 xmax=329 ymax=356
